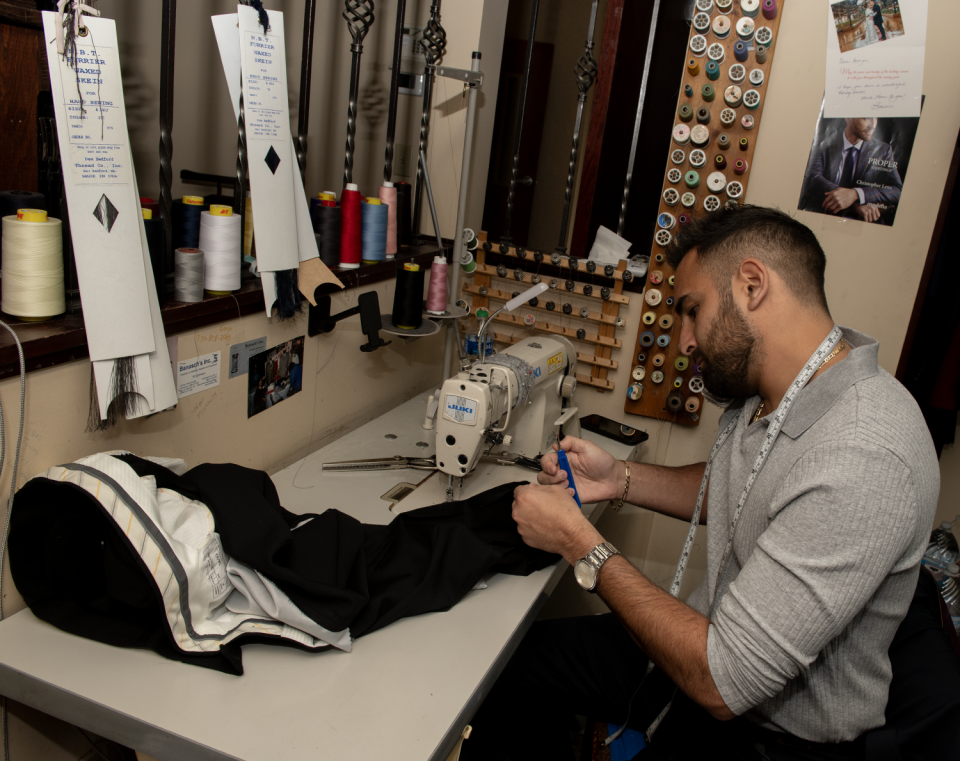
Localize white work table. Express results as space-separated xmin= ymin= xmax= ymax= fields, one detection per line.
xmin=0 ymin=392 xmax=637 ymax=761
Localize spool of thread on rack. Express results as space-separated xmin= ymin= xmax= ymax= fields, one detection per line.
xmin=378 ymin=182 xmax=398 ymax=257
xmin=199 ymin=205 xmax=241 ymax=294
xmin=316 ymin=203 xmax=341 ymax=268
xmin=140 ymin=197 xmax=160 ymax=219
xmin=340 ymin=183 xmax=363 ymax=269
xmin=174 ymin=247 xmax=205 ymax=302
xmin=142 ymin=207 xmax=167 ymax=303
xmin=395 ymin=181 xmax=412 ymax=247
xmin=309 ymin=191 xmax=336 ymax=232
xmin=173 ymin=194 xmax=206 ymax=249
xmin=392 ymin=262 xmax=424 ymax=330
xmin=425 ymin=255 xmax=448 ymax=315
xmin=0 ymin=191 xmax=45 ymax=269
xmin=361 ymin=197 xmax=388 ymax=264
xmin=1 ymin=209 xmax=65 ymax=320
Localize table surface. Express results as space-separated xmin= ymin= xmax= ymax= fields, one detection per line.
xmin=0 ymin=392 xmax=636 ymax=761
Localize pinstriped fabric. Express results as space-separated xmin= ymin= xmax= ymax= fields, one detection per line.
xmin=686 ymin=329 xmax=939 ymax=743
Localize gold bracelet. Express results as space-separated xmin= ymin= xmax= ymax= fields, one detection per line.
xmin=614 ymin=461 xmax=630 ymax=511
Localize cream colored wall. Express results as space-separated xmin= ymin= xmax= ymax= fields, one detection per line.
xmin=537 ymin=0 xmax=960 ymax=619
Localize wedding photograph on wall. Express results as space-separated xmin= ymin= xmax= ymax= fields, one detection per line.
xmin=831 ymin=0 xmax=905 ymax=53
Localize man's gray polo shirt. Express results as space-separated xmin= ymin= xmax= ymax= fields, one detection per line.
xmin=686 ymin=327 xmax=939 ymax=742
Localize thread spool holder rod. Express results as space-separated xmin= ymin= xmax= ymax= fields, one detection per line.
xmin=342 ymin=0 xmax=375 ymax=186
xmin=158 ymin=0 xmax=176 ymax=303
xmin=412 ymin=0 xmax=446 ymax=240
xmin=383 ymin=0 xmax=407 ymax=183
xmin=439 ymin=53 xmax=482 ymax=380
xmin=297 ymin=0 xmax=318 ymax=181
xmin=502 ymin=0 xmax=539 ymax=245
xmin=555 ymin=0 xmax=598 ymax=255
xmin=617 ymin=0 xmax=661 ymax=238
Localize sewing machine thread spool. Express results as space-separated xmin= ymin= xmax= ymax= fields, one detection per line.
xmin=392 ymin=262 xmax=424 ymax=330
xmin=199 ymin=208 xmax=241 ymax=294
xmin=361 ymin=197 xmax=388 ymax=263
xmin=174 ymin=247 xmax=205 ymax=303
xmin=340 ymin=184 xmax=363 ymax=268
xmin=142 ymin=208 xmax=166 ymax=303
xmin=1 ymin=209 xmax=65 ymax=320
xmin=426 ymin=255 xmax=448 ymax=315
xmin=395 ymin=181 xmax=412 ymax=246
xmin=316 ymin=203 xmax=342 ymax=268
xmin=378 ymin=182 xmax=398 ymax=257
xmin=173 ymin=194 xmax=206 ymax=250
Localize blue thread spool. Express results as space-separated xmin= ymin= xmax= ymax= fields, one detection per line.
xmin=172 ymin=195 xmax=206 ymax=250
xmin=361 ymin=198 xmax=388 ymax=263
xmin=657 ymin=334 xmax=671 ymax=347
xmin=734 ymin=41 xmax=748 ymax=62
xmin=640 ymin=330 xmax=655 ymax=347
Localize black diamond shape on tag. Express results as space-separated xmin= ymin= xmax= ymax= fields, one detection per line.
xmin=92 ymin=194 xmax=119 ymax=232
xmin=264 ymin=146 xmax=281 ymax=174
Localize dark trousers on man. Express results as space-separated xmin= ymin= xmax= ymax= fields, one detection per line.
xmin=461 ymin=614 xmax=864 ymax=761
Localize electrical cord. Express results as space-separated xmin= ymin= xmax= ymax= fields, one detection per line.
xmin=0 ymin=319 xmax=27 ymax=761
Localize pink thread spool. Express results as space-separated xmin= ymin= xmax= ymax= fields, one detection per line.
xmin=378 ymin=182 xmax=398 ymax=258
xmin=425 ymin=255 xmax=448 ymax=315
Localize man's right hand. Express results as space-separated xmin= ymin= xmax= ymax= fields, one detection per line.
xmin=538 ymin=436 xmax=622 ymax=505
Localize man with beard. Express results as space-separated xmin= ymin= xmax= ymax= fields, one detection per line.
xmin=800 ymin=116 xmax=903 ymax=224
xmin=462 ymin=205 xmax=939 ymax=759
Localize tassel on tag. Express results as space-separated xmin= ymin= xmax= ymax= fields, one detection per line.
xmin=274 ymin=269 xmax=303 ymax=321
xmin=86 ymin=357 xmax=143 ymax=432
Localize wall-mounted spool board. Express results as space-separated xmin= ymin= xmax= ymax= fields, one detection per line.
xmin=624 ymin=0 xmax=785 ymax=426
xmin=459 ymin=231 xmax=631 ymax=392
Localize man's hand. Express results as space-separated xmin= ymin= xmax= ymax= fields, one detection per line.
xmin=822 ymin=187 xmax=859 ymax=214
xmin=512 ymin=483 xmax=602 ymax=563
xmin=538 ymin=436 xmax=622 ymax=505
xmin=852 ymin=202 xmax=881 ymax=223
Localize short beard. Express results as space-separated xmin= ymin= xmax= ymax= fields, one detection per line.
xmin=692 ymin=288 xmax=761 ymax=402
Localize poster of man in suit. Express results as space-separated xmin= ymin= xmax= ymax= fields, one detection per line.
xmin=798 ymin=100 xmax=921 ymax=226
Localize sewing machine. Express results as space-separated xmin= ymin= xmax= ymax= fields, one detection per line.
xmin=435 ymin=333 xmax=579 ymax=499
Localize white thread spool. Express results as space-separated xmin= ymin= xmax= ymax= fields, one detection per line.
xmin=1 ymin=212 xmax=65 ymax=320
xmin=198 ymin=209 xmax=241 ymax=293
xmin=174 ymin=247 xmax=205 ymax=302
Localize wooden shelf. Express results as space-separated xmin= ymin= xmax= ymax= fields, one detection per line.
xmin=472 ymin=264 xmax=630 ymax=305
xmin=480 ymin=242 xmax=634 ymax=283
xmin=492 ymin=332 xmax=618 ymax=370
xmin=463 ymin=284 xmax=623 ymax=327
xmin=0 ymin=244 xmax=448 ymax=381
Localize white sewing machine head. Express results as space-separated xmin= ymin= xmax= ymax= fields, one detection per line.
xmin=435 ymin=334 xmax=579 ymax=490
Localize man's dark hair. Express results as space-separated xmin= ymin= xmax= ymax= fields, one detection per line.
xmin=666 ymin=204 xmax=829 ymax=312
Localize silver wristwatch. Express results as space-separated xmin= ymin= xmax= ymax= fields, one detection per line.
xmin=574 ymin=542 xmax=620 ymax=592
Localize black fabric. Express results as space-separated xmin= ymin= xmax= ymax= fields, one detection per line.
xmin=11 ymin=455 xmax=554 ymax=673
xmin=862 ymin=567 xmax=960 ymax=761
xmin=463 ymin=570 xmax=960 ymax=761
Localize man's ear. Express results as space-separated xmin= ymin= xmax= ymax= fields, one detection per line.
xmin=737 ymin=259 xmax=768 ymax=312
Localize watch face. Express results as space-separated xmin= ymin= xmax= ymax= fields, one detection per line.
xmin=574 ymin=559 xmax=597 ymax=590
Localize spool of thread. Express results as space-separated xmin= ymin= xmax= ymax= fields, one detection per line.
xmin=143 ymin=209 xmax=166 ymax=303
xmin=395 ymin=181 xmax=412 ymax=246
xmin=378 ymin=182 xmax=398 ymax=257
xmin=340 ymin=183 xmax=363 ymax=269
xmin=425 ymin=255 xmax=448 ymax=315
xmin=316 ymin=203 xmax=341 ymax=268
xmin=140 ymin=197 xmax=160 ymax=219
xmin=392 ymin=262 xmax=424 ymax=330
xmin=755 ymin=44 xmax=768 ymax=64
xmin=174 ymin=247 xmax=205 ymax=302
xmin=762 ymin=0 xmax=776 ymax=18
xmin=685 ymin=396 xmax=701 ymax=414
xmin=734 ymin=41 xmax=749 ymax=62
xmin=173 ymin=194 xmax=206 ymax=249
xmin=0 ymin=191 xmax=46 ymax=269
xmin=460 ymin=251 xmax=477 ymax=273
xmin=198 ymin=209 xmax=241 ymax=293
xmin=1 ymin=211 xmax=65 ymax=320
xmin=309 ymin=197 xmax=324 ymax=232
xmin=361 ymin=197 xmax=388 ymax=264
xmin=243 ymin=196 xmax=255 ymax=259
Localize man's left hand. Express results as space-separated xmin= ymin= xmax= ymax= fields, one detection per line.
xmin=822 ymin=187 xmax=859 ymax=213
xmin=853 ymin=203 xmax=881 ymax=223
xmin=512 ymin=483 xmax=602 ymax=563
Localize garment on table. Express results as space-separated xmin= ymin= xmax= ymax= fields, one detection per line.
xmin=687 ymin=328 xmax=940 ymax=742
xmin=10 ymin=453 xmax=550 ymax=675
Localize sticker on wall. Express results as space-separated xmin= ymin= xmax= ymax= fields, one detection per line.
xmin=797 ymin=96 xmax=922 ymax=227
xmin=178 ymin=351 xmax=222 ymax=399
xmin=228 ymin=336 xmax=268 ymax=379
xmin=247 ymin=336 xmax=305 ymax=418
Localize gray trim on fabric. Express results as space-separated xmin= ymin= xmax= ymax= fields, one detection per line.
xmin=60 ymin=463 xmax=284 ymax=643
